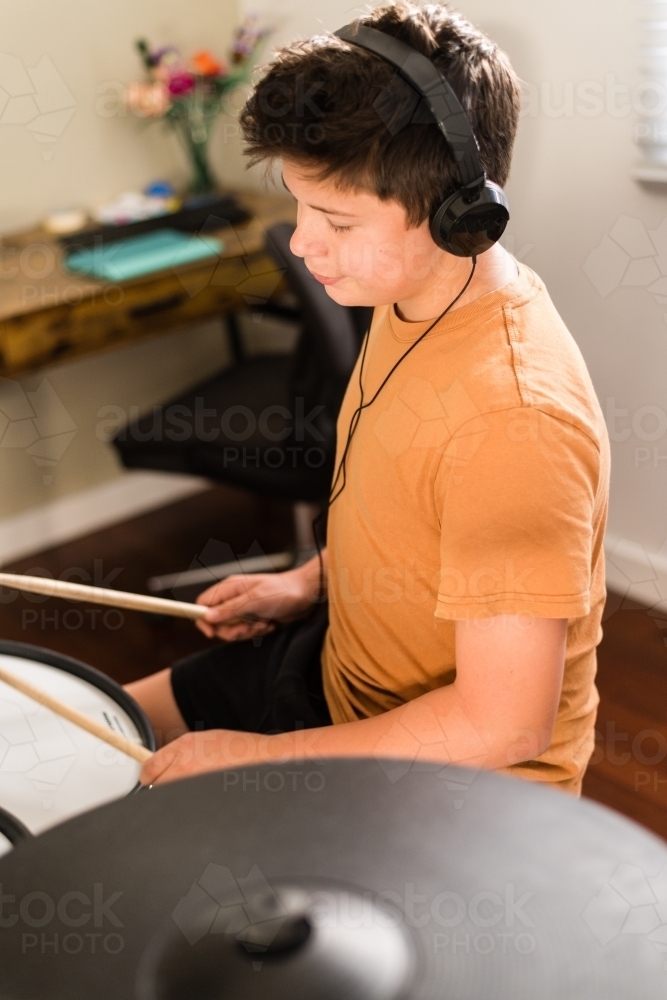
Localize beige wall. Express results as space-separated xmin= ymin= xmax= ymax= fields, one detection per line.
xmin=0 ymin=0 xmax=351 ymax=524
xmin=0 ymin=323 xmax=230 ymax=513
xmin=0 ymin=0 xmax=248 ymax=233
xmin=0 ymin=0 xmax=249 ymax=521
xmin=454 ymin=0 xmax=667 ymax=580
xmin=250 ymin=0 xmax=667 ymax=573
xmin=3 ymin=0 xmax=667 ymax=581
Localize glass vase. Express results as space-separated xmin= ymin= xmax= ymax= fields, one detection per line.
xmin=173 ymin=111 xmax=218 ymax=196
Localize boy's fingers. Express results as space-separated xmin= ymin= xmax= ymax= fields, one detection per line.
xmin=140 ymin=743 xmax=177 ymax=785
xmin=195 ymin=619 xmax=215 ymax=638
xmin=195 ymin=582 xmax=228 ymax=606
xmin=202 ymin=591 xmax=276 ymax=624
xmin=214 ymin=620 xmax=275 ymax=642
xmin=196 ymin=575 xmax=249 ymax=607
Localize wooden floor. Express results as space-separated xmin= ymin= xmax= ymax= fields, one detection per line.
xmin=1 ymin=484 xmax=665 ymax=841
xmin=0 ymin=484 xmax=294 ymax=685
xmin=582 ymin=600 xmax=667 ymax=840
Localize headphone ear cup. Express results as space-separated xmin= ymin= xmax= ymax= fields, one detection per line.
xmin=430 ymin=182 xmax=510 ymax=257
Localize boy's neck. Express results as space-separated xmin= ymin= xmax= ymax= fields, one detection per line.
xmin=394 ymin=243 xmax=519 ymax=323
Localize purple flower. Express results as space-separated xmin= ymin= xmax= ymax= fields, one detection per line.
xmin=152 ymin=45 xmax=178 ymax=64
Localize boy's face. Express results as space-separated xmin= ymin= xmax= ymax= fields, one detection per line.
xmin=282 ymin=159 xmax=446 ymax=309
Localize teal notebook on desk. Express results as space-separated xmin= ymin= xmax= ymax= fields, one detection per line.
xmin=65 ymin=229 xmax=224 ymax=282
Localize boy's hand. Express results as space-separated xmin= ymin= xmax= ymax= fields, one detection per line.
xmin=195 ymin=565 xmax=315 ymax=642
xmin=140 ymin=730 xmax=244 ymax=785
xmin=139 ymin=728 xmax=282 ymax=785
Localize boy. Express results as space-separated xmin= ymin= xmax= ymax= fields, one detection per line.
xmin=133 ymin=1 xmax=609 ymax=795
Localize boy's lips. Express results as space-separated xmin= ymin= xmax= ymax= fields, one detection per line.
xmin=308 ymin=270 xmax=343 ymax=286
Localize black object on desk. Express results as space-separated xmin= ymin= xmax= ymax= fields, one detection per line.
xmin=59 ymin=193 xmax=252 ymax=252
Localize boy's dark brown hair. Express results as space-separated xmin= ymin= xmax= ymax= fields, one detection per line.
xmin=239 ymin=2 xmax=521 ymax=228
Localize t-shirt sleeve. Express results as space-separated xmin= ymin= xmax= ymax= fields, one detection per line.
xmin=433 ymin=406 xmax=601 ymax=620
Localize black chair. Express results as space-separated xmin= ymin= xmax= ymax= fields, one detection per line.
xmin=112 ymin=222 xmax=371 ymax=590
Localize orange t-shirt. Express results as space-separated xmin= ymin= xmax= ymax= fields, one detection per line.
xmin=321 ymin=263 xmax=610 ymax=794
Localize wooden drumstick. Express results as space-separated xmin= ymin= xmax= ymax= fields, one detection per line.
xmin=0 ymin=662 xmax=152 ymax=765
xmin=0 ymin=573 xmax=207 ymax=620
xmin=0 ymin=573 xmax=275 ymax=628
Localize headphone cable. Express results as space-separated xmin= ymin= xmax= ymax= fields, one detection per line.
xmin=312 ymin=254 xmax=478 ymax=604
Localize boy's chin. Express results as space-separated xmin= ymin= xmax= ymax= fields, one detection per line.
xmin=322 ymin=281 xmax=384 ymax=309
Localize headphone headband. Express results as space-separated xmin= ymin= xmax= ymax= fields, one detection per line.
xmin=334 ymin=23 xmax=484 ymax=190
xmin=333 ymin=21 xmax=509 ymax=257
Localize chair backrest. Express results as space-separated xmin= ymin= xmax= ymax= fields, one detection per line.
xmin=265 ymin=222 xmax=371 ymax=382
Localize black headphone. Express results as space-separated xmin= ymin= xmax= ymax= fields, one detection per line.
xmin=334 ymin=23 xmax=509 ymax=257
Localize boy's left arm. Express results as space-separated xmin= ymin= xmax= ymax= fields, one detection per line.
xmin=141 ymin=614 xmax=566 ymax=785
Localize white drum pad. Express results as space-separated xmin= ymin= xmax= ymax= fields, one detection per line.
xmin=0 ymin=654 xmax=145 ymax=834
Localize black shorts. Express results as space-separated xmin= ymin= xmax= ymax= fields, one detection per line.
xmin=170 ymin=604 xmax=333 ymax=734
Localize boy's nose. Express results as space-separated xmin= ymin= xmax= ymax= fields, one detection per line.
xmin=288 ymin=225 xmax=305 ymax=259
xmin=289 ymin=217 xmax=328 ymax=261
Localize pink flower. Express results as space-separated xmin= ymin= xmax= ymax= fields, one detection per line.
xmin=167 ymin=72 xmax=195 ymax=96
xmin=125 ymin=81 xmax=171 ymax=117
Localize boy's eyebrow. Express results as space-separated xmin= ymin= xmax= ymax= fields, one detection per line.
xmin=280 ymin=172 xmax=359 ymax=217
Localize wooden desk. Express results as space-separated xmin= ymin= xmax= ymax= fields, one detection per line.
xmin=0 ymin=190 xmax=296 ymax=376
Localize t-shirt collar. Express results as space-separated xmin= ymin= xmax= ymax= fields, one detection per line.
xmin=388 ymin=260 xmax=532 ymax=342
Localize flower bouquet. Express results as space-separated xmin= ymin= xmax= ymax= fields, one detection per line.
xmin=125 ymin=16 xmax=271 ymax=194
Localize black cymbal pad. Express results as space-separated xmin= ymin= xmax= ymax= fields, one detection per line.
xmin=1 ymin=759 xmax=667 ymax=999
